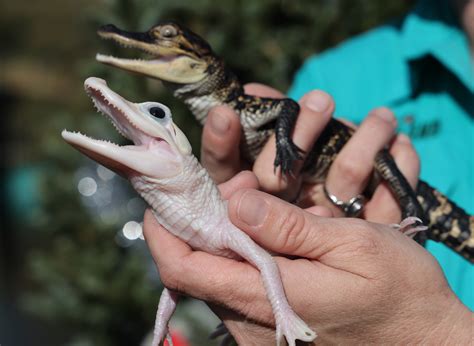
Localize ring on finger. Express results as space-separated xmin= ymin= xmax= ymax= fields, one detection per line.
xmin=323 ymin=185 xmax=366 ymax=217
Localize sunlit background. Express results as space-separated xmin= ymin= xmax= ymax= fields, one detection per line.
xmin=1 ymin=1 xmax=413 ymax=345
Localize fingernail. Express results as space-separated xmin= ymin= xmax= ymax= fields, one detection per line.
xmin=374 ymin=107 xmax=395 ymax=123
xmin=209 ymin=113 xmax=230 ymax=136
xmin=303 ymin=91 xmax=331 ymax=113
xmin=237 ymin=191 xmax=269 ymax=227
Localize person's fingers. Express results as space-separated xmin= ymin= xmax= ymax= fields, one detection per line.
xmin=228 ymin=188 xmax=360 ymax=258
xmin=144 ymin=207 xmax=333 ymax=326
xmin=304 ymin=205 xmax=333 ymax=217
xmin=143 ymin=209 xmax=274 ymax=323
xmin=145 ymin=206 xmax=346 ymax=327
xmin=324 ymin=107 xmax=397 ymax=215
xmin=218 ymin=170 xmax=260 ymax=200
xmin=389 ymin=134 xmax=420 ymax=189
xmin=201 ymin=83 xmax=283 ymax=183
xmin=253 ymin=91 xmax=335 ymax=200
xmin=201 ymin=105 xmax=243 ymax=183
xmin=244 ymin=83 xmax=285 ymax=98
xmin=364 ymin=134 xmax=420 ymax=223
xmin=337 ymin=118 xmax=357 ymax=129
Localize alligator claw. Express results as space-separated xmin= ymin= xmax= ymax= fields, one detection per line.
xmin=274 ymin=140 xmax=304 ymax=175
xmin=390 ymin=217 xmax=428 ymax=238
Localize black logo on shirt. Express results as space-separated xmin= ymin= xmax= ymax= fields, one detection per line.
xmin=402 ymin=115 xmax=441 ymax=139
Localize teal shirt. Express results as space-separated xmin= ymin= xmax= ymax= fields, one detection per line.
xmin=288 ymin=0 xmax=473 ymax=310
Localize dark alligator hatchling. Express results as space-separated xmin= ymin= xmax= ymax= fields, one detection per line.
xmin=95 ymin=22 xmax=473 ymax=262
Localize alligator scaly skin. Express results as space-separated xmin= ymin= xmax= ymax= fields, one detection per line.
xmin=98 ymin=23 xmax=473 ymax=262
xmin=172 ymin=67 xmax=473 ymax=262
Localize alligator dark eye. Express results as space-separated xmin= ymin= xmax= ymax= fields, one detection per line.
xmin=149 ymin=107 xmax=166 ymax=119
xmin=161 ymin=25 xmax=177 ymax=38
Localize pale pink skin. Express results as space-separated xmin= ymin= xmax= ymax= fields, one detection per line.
xmin=63 ymin=77 xmax=425 ymax=346
xmin=63 ymin=77 xmax=317 ymax=346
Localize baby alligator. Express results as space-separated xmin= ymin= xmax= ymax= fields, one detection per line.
xmin=95 ymin=22 xmax=473 ymax=262
xmin=63 ymin=77 xmax=426 ymax=345
xmin=62 ymin=77 xmax=317 ymax=346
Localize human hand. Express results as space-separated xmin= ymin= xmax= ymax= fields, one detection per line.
xmin=200 ymin=84 xmax=335 ymax=198
xmin=144 ymin=185 xmax=472 ymax=345
xmin=201 ymin=86 xmax=419 ymax=224
xmin=298 ymin=107 xmax=420 ymax=224
xmin=200 ymin=83 xmax=290 ymax=183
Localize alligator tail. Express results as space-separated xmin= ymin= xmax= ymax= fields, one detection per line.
xmin=416 ymin=180 xmax=473 ymax=263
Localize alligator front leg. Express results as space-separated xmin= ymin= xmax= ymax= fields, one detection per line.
xmin=273 ymin=99 xmax=304 ymax=174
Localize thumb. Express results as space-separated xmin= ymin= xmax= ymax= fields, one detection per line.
xmin=201 ymin=105 xmax=243 ymax=183
xmin=228 ymin=189 xmax=349 ymax=258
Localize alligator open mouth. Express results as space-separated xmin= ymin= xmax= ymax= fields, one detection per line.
xmin=96 ymin=52 xmax=183 ymax=72
xmin=62 ymin=77 xmax=183 ymax=178
xmin=96 ymin=24 xmax=175 ymax=61
xmin=96 ymin=25 xmax=208 ymax=84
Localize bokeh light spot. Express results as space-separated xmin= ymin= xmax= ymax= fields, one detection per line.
xmin=122 ymin=221 xmax=143 ymax=240
xmin=78 ymin=177 xmax=97 ymax=196
xmin=97 ymin=165 xmax=115 ymax=181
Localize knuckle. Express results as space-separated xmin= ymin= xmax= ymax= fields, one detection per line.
xmin=274 ymin=209 xmax=308 ymax=253
xmin=333 ymin=158 xmax=367 ymax=185
xmin=349 ymin=234 xmax=379 ymax=257
xmin=255 ymin=170 xmax=289 ymax=194
xmin=201 ymin=144 xmax=229 ymax=163
xmin=344 ymin=220 xmax=381 ymax=256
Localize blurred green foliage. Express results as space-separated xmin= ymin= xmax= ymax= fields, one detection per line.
xmin=1 ymin=0 xmax=412 ymax=345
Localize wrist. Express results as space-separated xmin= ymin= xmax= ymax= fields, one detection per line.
xmin=424 ymin=298 xmax=473 ymax=344
xmin=371 ymin=284 xmax=472 ymax=344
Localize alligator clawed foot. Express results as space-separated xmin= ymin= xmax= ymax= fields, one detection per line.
xmin=274 ymin=140 xmax=304 ymax=176
xmin=275 ymin=311 xmax=317 ymax=346
xmin=390 ymin=216 xmax=428 ymax=238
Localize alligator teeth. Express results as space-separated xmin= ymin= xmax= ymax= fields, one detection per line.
xmin=91 ymin=97 xmax=129 ymax=139
xmin=118 ymin=42 xmax=135 ymax=50
xmin=96 ymin=53 xmax=152 ymax=64
xmin=86 ymin=86 xmax=144 ymax=142
xmin=63 ymin=130 xmax=120 ymax=147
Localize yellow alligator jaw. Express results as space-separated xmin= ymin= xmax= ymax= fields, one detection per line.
xmin=96 ymin=54 xmax=207 ymax=84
